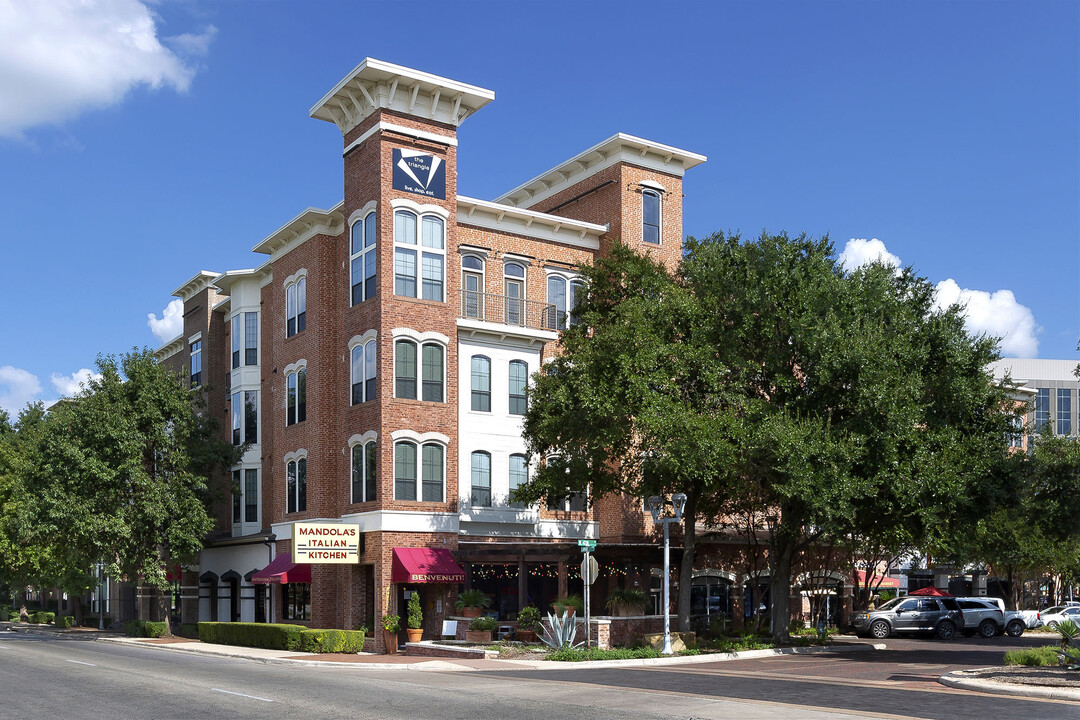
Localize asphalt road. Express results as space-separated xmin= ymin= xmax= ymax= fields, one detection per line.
xmin=1 ymin=630 xmax=1076 ymax=719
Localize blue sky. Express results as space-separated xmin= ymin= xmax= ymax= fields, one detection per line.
xmin=0 ymin=0 xmax=1077 ymax=414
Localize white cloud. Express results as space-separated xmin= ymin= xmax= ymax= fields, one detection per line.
xmin=838 ymin=238 xmax=902 ymax=272
xmin=933 ymin=279 xmax=1039 ymax=358
xmin=165 ymin=25 xmax=217 ymax=57
xmin=0 ymin=366 xmax=42 ymax=416
xmin=147 ymin=298 xmax=184 ymax=343
xmin=50 ymin=368 xmax=102 ymax=397
xmin=0 ymin=0 xmax=213 ymax=138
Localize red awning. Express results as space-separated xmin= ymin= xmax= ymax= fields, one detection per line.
xmin=391 ymin=547 xmax=465 ymax=584
xmin=251 ymin=554 xmax=312 ymax=584
xmin=165 ymin=565 xmax=183 ymax=581
xmin=853 ymin=570 xmax=900 ymax=589
xmin=909 ymin=586 xmax=953 ymax=597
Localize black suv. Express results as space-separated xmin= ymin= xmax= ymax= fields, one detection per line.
xmin=850 ymin=596 xmax=963 ymax=640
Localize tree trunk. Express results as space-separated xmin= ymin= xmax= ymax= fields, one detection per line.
xmin=72 ymin=595 xmax=84 ymax=627
xmin=676 ymin=494 xmax=697 ymax=632
xmin=16 ymin=587 xmax=27 ymax=621
xmin=769 ymin=533 xmax=796 ymax=644
xmin=157 ymin=588 xmax=172 ymax=636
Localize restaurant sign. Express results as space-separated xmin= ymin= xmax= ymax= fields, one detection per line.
xmin=293 ymin=522 xmax=362 ymax=564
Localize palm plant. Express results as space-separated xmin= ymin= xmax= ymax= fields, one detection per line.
xmin=1054 ymin=619 xmax=1080 ymax=670
xmin=539 ymin=610 xmax=583 ymax=651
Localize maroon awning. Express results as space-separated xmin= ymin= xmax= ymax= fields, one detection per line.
xmin=165 ymin=565 xmax=183 ymax=581
xmin=909 ymin=586 xmax=952 ymax=597
xmin=391 ymin=547 xmax=465 ymax=584
xmin=251 ymin=554 xmax=312 ymax=584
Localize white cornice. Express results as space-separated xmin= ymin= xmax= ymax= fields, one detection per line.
xmin=456 ymin=195 xmax=606 ymax=250
xmin=212 ymin=269 xmax=258 ymax=296
xmin=154 ymin=334 xmax=184 ymax=362
xmin=252 ymin=201 xmax=345 ymax=260
xmin=310 ymin=58 xmax=494 ymax=136
xmin=171 ymin=270 xmax=222 ymax=302
xmin=343 ymin=121 xmax=458 ymax=157
xmin=495 ymin=133 xmax=706 ymax=209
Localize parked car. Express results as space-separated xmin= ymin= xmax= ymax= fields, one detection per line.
xmin=850 ymin=596 xmax=963 ymax=640
xmin=1039 ymin=605 xmax=1080 ymax=629
xmin=955 ymin=597 xmax=1006 ymax=638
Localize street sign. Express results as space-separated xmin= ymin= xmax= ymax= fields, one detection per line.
xmin=581 ymin=555 xmax=599 ymax=585
xmin=577 ymin=539 xmax=596 ymax=551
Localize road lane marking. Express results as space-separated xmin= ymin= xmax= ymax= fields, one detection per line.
xmin=211 ymin=688 xmax=273 ymax=703
xmin=65 ymin=659 xmax=96 ymax=666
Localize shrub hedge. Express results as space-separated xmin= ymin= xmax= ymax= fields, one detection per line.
xmin=1003 ymin=646 xmax=1060 ymax=667
xmin=124 ymin=620 xmax=168 ymax=638
xmin=59 ymin=615 xmax=75 ymax=628
xmin=547 ymin=646 xmax=663 ymax=662
xmin=29 ymin=611 xmax=54 ymax=624
xmin=174 ymin=623 xmax=199 ymax=639
xmin=7 ymin=611 xmax=20 ymax=622
xmin=299 ymin=629 xmax=366 ymax=653
xmin=198 ymin=622 xmax=307 ymax=651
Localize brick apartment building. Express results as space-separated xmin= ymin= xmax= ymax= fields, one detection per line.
xmin=155 ymin=59 xmax=709 ymax=648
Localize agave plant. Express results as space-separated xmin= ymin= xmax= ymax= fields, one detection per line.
xmin=1053 ymin=619 xmax=1080 ymax=670
xmin=539 ymin=610 xmax=583 ymax=651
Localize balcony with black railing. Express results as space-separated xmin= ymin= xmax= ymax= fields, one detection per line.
xmin=457 ymin=289 xmax=566 ymax=333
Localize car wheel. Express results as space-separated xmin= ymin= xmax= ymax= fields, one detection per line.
xmin=1049 ymin=621 xmax=1060 ymax=630
xmin=935 ymin=620 xmax=956 ymax=640
xmin=978 ymin=619 xmax=997 ymax=638
xmin=870 ymin=620 xmax=890 ymax=639
xmin=1005 ymin=620 xmax=1024 ymax=637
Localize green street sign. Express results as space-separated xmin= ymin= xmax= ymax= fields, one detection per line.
xmin=578 ymin=539 xmax=596 ymax=551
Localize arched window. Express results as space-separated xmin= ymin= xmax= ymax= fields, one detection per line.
xmin=351 ymin=440 xmax=377 ymax=504
xmin=546 ymin=275 xmax=566 ymax=330
xmin=462 ymin=254 xmax=484 ymax=319
xmin=508 ymin=360 xmax=527 ymax=415
xmin=351 ymin=339 xmax=376 ymax=405
xmin=286 ymin=368 xmax=306 ymax=425
xmin=471 ymin=355 xmax=491 ymax=412
xmin=351 ymin=211 xmax=377 ymax=305
xmin=286 ymin=276 xmax=306 ymax=337
xmin=394 ymin=210 xmax=445 ymax=301
xmin=504 ymin=262 xmax=525 ymax=325
xmin=509 ymin=453 xmax=528 ymax=508
xmin=395 ymin=339 xmax=444 ymax=402
xmin=643 ymin=189 xmax=661 ymax=244
xmin=286 ymin=456 xmax=307 ymax=514
xmin=470 ymin=451 xmax=491 ymax=507
xmin=394 ymin=440 xmax=444 ymax=502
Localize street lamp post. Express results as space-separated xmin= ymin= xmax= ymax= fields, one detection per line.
xmin=647 ymin=493 xmax=687 ymax=655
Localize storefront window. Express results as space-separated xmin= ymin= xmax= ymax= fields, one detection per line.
xmin=283 ymin=583 xmax=310 ymax=621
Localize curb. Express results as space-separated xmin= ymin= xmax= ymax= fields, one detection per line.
xmin=94 ymin=635 xmax=881 ymax=671
xmin=939 ymin=670 xmax=1080 ymax=702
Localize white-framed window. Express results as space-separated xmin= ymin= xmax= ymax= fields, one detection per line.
xmin=471 ymin=355 xmax=491 ymax=412
xmin=285 ymin=452 xmax=307 ymax=514
xmin=351 ymin=336 xmax=377 ymax=405
xmin=350 ymin=436 xmax=377 ymax=504
xmin=504 ymin=262 xmax=525 ymax=325
xmin=509 ymin=453 xmax=528 ymax=508
xmin=509 ymin=360 xmax=528 ymax=416
xmin=189 ymin=339 xmax=202 ymax=388
xmin=286 ymin=276 xmax=306 ymax=337
xmin=642 ymin=189 xmax=661 ymax=244
xmin=286 ymin=366 xmax=306 ymax=425
xmin=471 ymin=450 xmax=491 ymax=507
xmin=231 ymin=392 xmax=242 ymax=445
xmin=231 ymin=391 xmax=258 ymax=444
xmin=394 ymin=440 xmax=444 ymax=502
xmin=462 ymin=254 xmax=484 ymax=319
xmin=351 ymin=211 xmax=378 ymax=305
xmin=394 ymin=339 xmax=444 ymax=402
xmin=545 ymin=273 xmax=585 ymax=330
xmin=233 ymin=468 xmax=260 ymax=524
xmin=1058 ymin=388 xmax=1072 ymax=435
xmin=394 ymin=209 xmax=445 ymax=301
xmin=244 ymin=312 xmax=258 ymax=365
xmin=231 ymin=315 xmax=241 ymax=369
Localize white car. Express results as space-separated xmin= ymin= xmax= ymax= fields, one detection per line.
xmin=1039 ymin=605 xmax=1080 ymax=629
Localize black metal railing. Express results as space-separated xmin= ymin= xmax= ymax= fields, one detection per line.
xmin=458 ymin=290 xmax=561 ymax=331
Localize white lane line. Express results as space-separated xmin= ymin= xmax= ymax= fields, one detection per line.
xmin=211 ymin=688 xmax=273 ymax=703
xmin=65 ymin=659 xmax=96 ymax=666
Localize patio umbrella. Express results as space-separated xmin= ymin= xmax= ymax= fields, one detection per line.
xmin=909 ymin=586 xmax=953 ymax=597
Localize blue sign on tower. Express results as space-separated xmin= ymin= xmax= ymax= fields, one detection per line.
xmin=392 ymin=148 xmax=446 ymax=200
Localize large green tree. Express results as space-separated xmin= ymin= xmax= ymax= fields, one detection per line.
xmin=522 ymin=232 xmax=1012 ymax=642
xmin=21 ymin=350 xmax=234 ymax=630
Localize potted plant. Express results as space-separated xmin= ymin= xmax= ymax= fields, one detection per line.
xmin=454 ymin=588 xmax=491 ymax=618
xmin=606 ymin=587 xmax=648 ymax=617
xmin=381 ymin=613 xmax=400 ymax=654
xmin=465 ymin=615 xmax=498 ymax=644
xmin=406 ymin=592 xmax=423 ymax=643
xmin=516 ymin=605 xmax=542 ymax=642
xmin=551 ymin=593 xmax=584 ymax=617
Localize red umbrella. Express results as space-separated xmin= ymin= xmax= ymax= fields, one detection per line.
xmin=909 ymin=586 xmax=953 ymax=597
